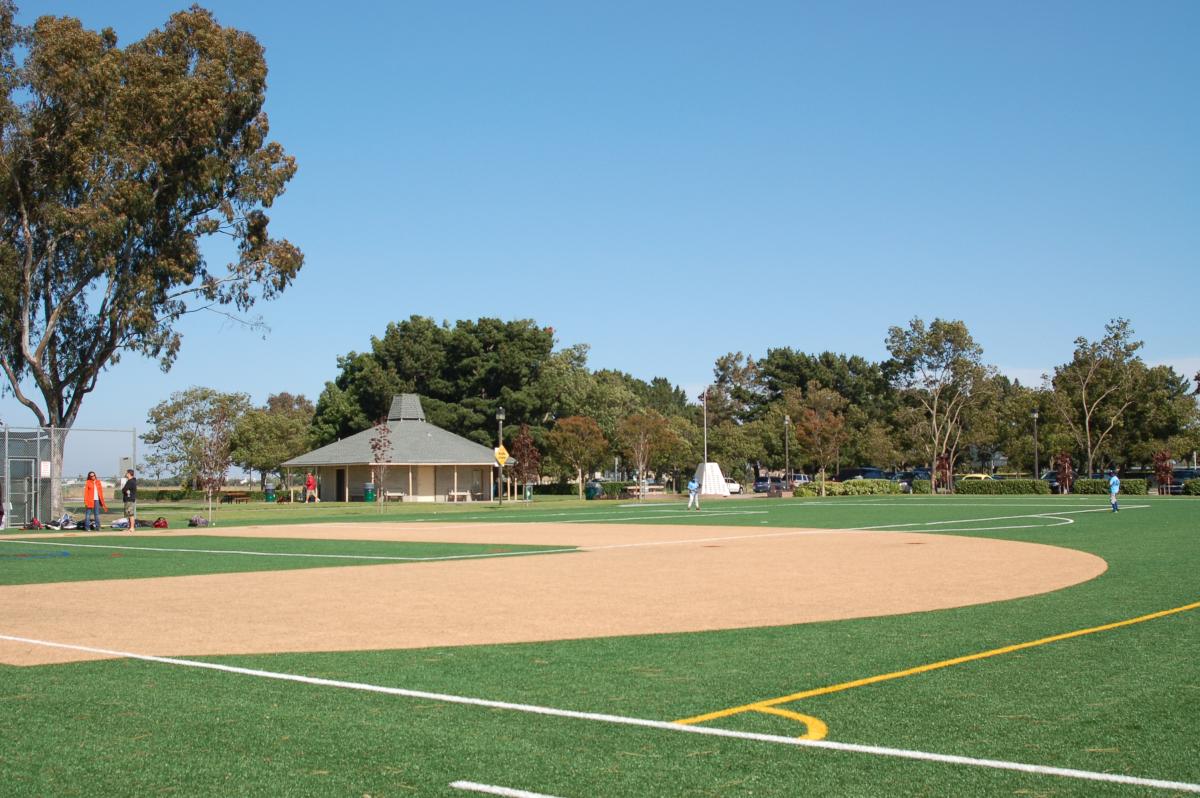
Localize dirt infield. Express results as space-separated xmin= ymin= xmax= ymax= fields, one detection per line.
xmin=0 ymin=522 xmax=1106 ymax=666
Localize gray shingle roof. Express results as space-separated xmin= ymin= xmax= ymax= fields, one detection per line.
xmin=282 ymin=419 xmax=496 ymax=468
xmin=388 ymin=394 xmax=426 ymax=421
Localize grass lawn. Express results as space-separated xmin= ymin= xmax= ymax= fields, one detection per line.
xmin=2 ymin=495 xmax=1198 ymax=796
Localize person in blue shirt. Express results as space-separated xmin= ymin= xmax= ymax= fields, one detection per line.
xmin=687 ymin=477 xmax=700 ymax=510
xmin=1108 ymin=471 xmax=1121 ymax=512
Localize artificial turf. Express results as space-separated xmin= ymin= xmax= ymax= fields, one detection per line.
xmin=1 ymin=496 xmax=1198 ymax=796
xmin=0 ymin=536 xmax=575 ymax=585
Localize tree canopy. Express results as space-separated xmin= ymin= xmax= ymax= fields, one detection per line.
xmin=0 ymin=5 xmax=301 ymax=511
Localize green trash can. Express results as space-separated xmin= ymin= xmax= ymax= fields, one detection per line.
xmin=524 ymin=484 xmax=534 ymax=501
xmin=264 ymin=485 xmax=276 ymax=502
xmin=585 ymin=482 xmax=601 ymax=500
xmin=364 ymin=483 xmax=376 ymax=503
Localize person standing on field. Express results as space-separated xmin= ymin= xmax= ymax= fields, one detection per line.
xmin=687 ymin=477 xmax=700 ymax=510
xmin=305 ymin=472 xmax=317 ymax=503
xmin=121 ymin=469 xmax=138 ymax=530
xmin=1108 ymin=471 xmax=1121 ymax=513
xmin=83 ymin=471 xmax=107 ymax=530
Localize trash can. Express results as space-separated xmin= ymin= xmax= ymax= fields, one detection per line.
xmin=585 ymin=482 xmax=601 ymax=500
xmin=524 ymin=484 xmax=534 ymax=501
xmin=364 ymin=483 xmax=376 ymax=503
xmin=264 ymin=484 xmax=276 ymax=503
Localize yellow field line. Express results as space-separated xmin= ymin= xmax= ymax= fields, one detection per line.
xmin=751 ymin=706 xmax=828 ymax=739
xmin=675 ymin=599 xmax=1200 ymax=726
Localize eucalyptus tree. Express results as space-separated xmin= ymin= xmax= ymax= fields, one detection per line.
xmin=885 ymin=318 xmax=993 ymax=479
xmin=1045 ymin=318 xmax=1144 ymax=475
xmin=0 ymin=6 xmax=302 ymax=512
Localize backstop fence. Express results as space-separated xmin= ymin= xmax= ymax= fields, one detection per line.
xmin=1 ymin=425 xmax=137 ymax=529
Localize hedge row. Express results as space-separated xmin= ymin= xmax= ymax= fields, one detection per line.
xmin=795 ymin=479 xmax=900 ymax=497
xmin=601 ymin=481 xmax=634 ymax=499
xmin=1073 ymin=479 xmax=1148 ymax=495
xmin=955 ymin=479 xmax=1051 ymax=495
xmin=1184 ymin=480 xmax=1200 ymax=496
xmin=135 ymin=488 xmax=205 ymax=501
xmin=531 ymin=483 xmax=577 ymax=496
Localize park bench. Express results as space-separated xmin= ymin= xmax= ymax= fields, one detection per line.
xmin=446 ymin=490 xmax=472 ymax=502
xmin=221 ymin=490 xmax=252 ymax=504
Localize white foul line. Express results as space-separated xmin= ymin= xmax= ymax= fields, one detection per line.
xmin=451 ymin=781 xmax=563 ymax=798
xmin=1 ymin=633 xmax=1196 ymax=794
xmin=0 ymin=538 xmax=575 ymax=562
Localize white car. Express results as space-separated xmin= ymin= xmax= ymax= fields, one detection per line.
xmin=724 ymin=477 xmax=743 ymax=494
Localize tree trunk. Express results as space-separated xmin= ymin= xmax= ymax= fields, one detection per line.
xmin=577 ymin=467 xmax=583 ymax=500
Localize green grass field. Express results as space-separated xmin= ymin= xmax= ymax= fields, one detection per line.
xmin=0 ymin=536 xmax=575 ymax=585
xmin=2 ymin=495 xmax=1198 ymax=796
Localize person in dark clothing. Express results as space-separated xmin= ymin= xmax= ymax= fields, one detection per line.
xmin=121 ymin=469 xmax=138 ymax=531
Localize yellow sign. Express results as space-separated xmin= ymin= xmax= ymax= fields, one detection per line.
xmin=495 ymin=445 xmax=510 ymax=466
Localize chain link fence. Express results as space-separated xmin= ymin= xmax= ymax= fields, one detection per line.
xmin=2 ymin=425 xmax=137 ymax=529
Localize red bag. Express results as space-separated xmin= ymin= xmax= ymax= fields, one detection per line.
xmin=152 ymin=517 xmax=169 ymax=529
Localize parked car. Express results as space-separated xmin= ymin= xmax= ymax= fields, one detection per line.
xmin=891 ymin=470 xmax=931 ymax=492
xmin=834 ymin=467 xmax=887 ymax=482
xmin=753 ymin=476 xmax=785 ymax=493
xmin=957 ymin=473 xmax=994 ymax=481
xmin=1155 ymin=468 xmax=1200 ymax=495
xmin=1041 ymin=471 xmax=1064 ymax=493
xmin=724 ymin=477 xmax=743 ymax=494
xmin=789 ymin=473 xmax=811 ymax=488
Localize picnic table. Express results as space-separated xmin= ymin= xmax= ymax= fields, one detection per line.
xmin=221 ymin=491 xmax=252 ymax=504
xmin=622 ymin=484 xmax=666 ymax=498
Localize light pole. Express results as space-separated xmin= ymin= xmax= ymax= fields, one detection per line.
xmin=784 ymin=414 xmax=791 ymax=489
xmin=702 ymin=386 xmax=709 ymax=465
xmin=1032 ymin=408 xmax=1039 ymax=479
xmin=496 ymin=406 xmax=505 ymax=506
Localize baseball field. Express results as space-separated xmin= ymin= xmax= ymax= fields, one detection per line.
xmin=1 ymin=494 xmax=1197 ymax=796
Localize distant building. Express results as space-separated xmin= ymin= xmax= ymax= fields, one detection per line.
xmin=282 ymin=394 xmax=498 ymax=502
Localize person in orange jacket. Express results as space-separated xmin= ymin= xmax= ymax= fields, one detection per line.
xmin=83 ymin=471 xmax=108 ymax=531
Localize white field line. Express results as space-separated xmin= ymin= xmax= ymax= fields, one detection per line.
xmin=781 ymin=500 xmax=1133 ymax=509
xmin=0 ymin=538 xmax=575 ymax=562
xmin=1 ymin=634 xmax=1196 ymax=794
xmin=367 ymin=508 xmax=763 ymax=525
xmin=564 ymin=509 xmax=767 ymax=523
xmin=451 ymin=782 xmax=563 ymax=798
xmin=849 ymin=505 xmax=1148 ymax=532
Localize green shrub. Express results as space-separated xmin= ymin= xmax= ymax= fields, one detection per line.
xmin=794 ymin=479 xmax=897 ymax=497
xmin=601 ymin=481 xmax=632 ymax=499
xmin=840 ymin=479 xmax=900 ymax=495
xmin=1074 ymin=478 xmax=1146 ymax=495
xmin=142 ymin=487 xmax=202 ymax=501
xmin=955 ymin=479 xmax=1050 ymax=495
xmin=912 ymin=479 xmax=932 ymax=494
xmin=1183 ymin=480 xmax=1200 ymax=496
xmin=1120 ymin=479 xmax=1147 ymax=495
xmin=532 ymin=483 xmax=576 ymax=496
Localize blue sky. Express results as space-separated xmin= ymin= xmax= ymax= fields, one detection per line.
xmin=3 ymin=1 xmax=1198 ymax=473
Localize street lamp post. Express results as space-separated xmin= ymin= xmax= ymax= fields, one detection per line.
xmin=784 ymin=414 xmax=791 ymax=490
xmin=497 ymin=406 xmax=505 ymax=506
xmin=1032 ymin=408 xmax=1039 ymax=480
xmin=702 ymin=386 xmax=709 ymax=465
